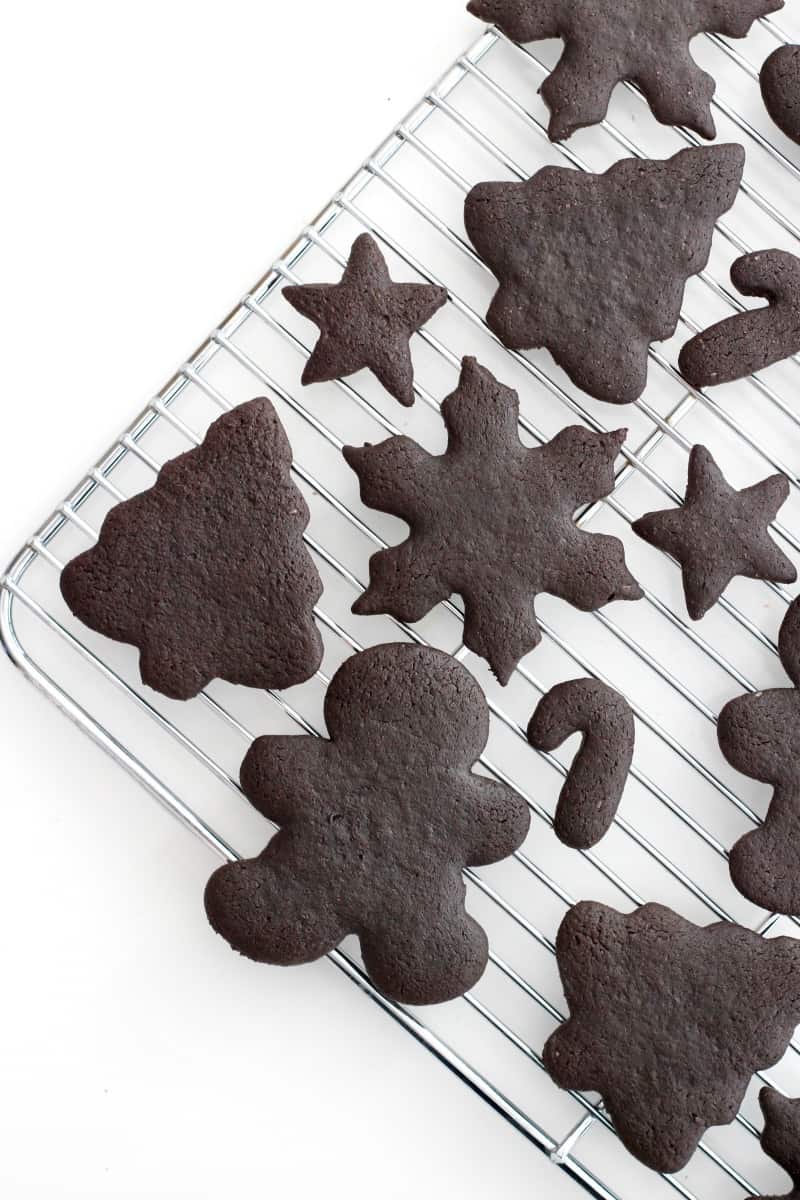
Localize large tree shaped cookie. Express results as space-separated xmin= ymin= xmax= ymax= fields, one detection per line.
xmin=464 ymin=145 xmax=744 ymax=404
xmin=204 ymin=643 xmax=531 ymax=1005
xmin=467 ymin=0 xmax=782 ymax=141
xmin=343 ymin=358 xmax=642 ymax=684
xmin=719 ymin=598 xmax=800 ymax=915
xmin=61 ymin=398 xmax=323 ymax=700
xmin=544 ymin=901 xmax=800 ymax=1173
xmin=754 ymin=1088 xmax=800 ymax=1200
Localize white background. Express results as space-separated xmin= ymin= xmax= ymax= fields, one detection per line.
xmin=0 ymin=3 xmax=582 ymax=1197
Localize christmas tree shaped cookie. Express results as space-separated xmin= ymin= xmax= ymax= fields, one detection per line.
xmin=205 ymin=643 xmax=531 ymax=1005
xmin=344 ymin=357 xmax=642 ymax=684
xmin=544 ymin=901 xmax=800 ymax=1173
xmin=754 ymin=1088 xmax=800 ymax=1200
xmin=61 ymin=398 xmax=323 ymax=700
xmin=719 ymin=598 xmax=800 ymax=915
xmin=467 ymin=0 xmax=782 ymax=141
xmin=464 ymin=144 xmax=744 ymax=404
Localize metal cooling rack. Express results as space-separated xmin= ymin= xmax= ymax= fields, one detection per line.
xmin=6 ymin=11 xmax=800 ymax=1200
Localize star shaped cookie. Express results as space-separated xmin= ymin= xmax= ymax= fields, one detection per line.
xmin=632 ymin=445 xmax=795 ymax=619
xmin=283 ymin=233 xmax=447 ymax=407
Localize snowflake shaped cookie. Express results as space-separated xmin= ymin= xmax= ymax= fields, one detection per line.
xmin=344 ymin=358 xmax=642 ymax=684
xmin=467 ymin=0 xmax=783 ymax=141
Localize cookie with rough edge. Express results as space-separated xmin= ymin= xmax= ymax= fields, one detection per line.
xmin=543 ymin=901 xmax=800 ymax=1173
xmin=632 ymin=445 xmax=794 ymax=620
xmin=761 ymin=46 xmax=800 ymax=146
xmin=60 ymin=398 xmax=323 ymax=701
xmin=283 ymin=233 xmax=447 ymax=407
xmin=343 ymin=357 xmax=642 ymax=685
xmin=679 ymin=251 xmax=800 ymax=388
xmin=204 ymin=643 xmax=531 ymax=1006
xmin=527 ymin=678 xmax=634 ymax=849
xmin=464 ymin=145 xmax=744 ymax=404
xmin=753 ymin=1088 xmax=800 ymax=1200
xmin=719 ymin=597 xmax=800 ymax=916
xmin=467 ymin=0 xmax=783 ymax=141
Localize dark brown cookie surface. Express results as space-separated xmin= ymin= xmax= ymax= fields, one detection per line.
xmin=543 ymin=901 xmax=800 ymax=1173
xmin=60 ymin=398 xmax=323 ymax=700
xmin=204 ymin=643 xmax=531 ymax=1006
xmin=754 ymin=1088 xmax=800 ymax=1200
xmin=632 ymin=445 xmax=794 ymax=620
xmin=467 ymin=0 xmax=781 ymax=141
xmin=527 ymin=678 xmax=634 ymax=849
xmin=679 ymin=251 xmax=800 ymax=388
xmin=719 ymin=598 xmax=800 ymax=915
xmin=344 ymin=357 xmax=642 ymax=685
xmin=761 ymin=46 xmax=800 ymax=146
xmin=283 ymin=233 xmax=447 ymax=407
xmin=464 ymin=145 xmax=744 ymax=404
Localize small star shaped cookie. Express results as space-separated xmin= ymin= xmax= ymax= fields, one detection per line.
xmin=632 ymin=445 xmax=795 ymax=620
xmin=283 ymin=233 xmax=447 ymax=407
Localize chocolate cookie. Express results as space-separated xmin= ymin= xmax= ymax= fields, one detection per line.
xmin=543 ymin=901 xmax=800 ymax=1174
xmin=464 ymin=145 xmax=744 ymax=404
xmin=632 ymin=445 xmax=794 ymax=620
xmin=719 ymin=597 xmax=800 ymax=915
xmin=753 ymin=1088 xmax=800 ymax=1200
xmin=204 ymin=643 xmax=531 ymax=1005
xmin=60 ymin=398 xmax=323 ymax=700
xmin=679 ymin=251 xmax=800 ymax=388
xmin=467 ymin=0 xmax=782 ymax=141
xmin=527 ymin=679 xmax=634 ymax=849
xmin=344 ymin=357 xmax=642 ymax=685
xmin=761 ymin=46 xmax=800 ymax=146
xmin=283 ymin=233 xmax=447 ymax=407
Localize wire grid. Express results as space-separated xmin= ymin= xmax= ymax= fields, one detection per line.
xmin=5 ymin=11 xmax=800 ymax=1199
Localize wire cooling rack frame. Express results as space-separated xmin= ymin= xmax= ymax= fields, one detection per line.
xmin=6 ymin=13 xmax=800 ymax=1200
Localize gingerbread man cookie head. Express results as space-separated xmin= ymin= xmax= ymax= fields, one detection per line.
xmin=205 ymin=644 xmax=531 ymax=1005
xmin=323 ymin=638 xmax=488 ymax=763
xmin=718 ymin=599 xmax=800 ymax=914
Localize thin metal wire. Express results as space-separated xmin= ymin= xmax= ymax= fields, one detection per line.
xmin=2 ymin=20 xmax=799 ymax=1200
